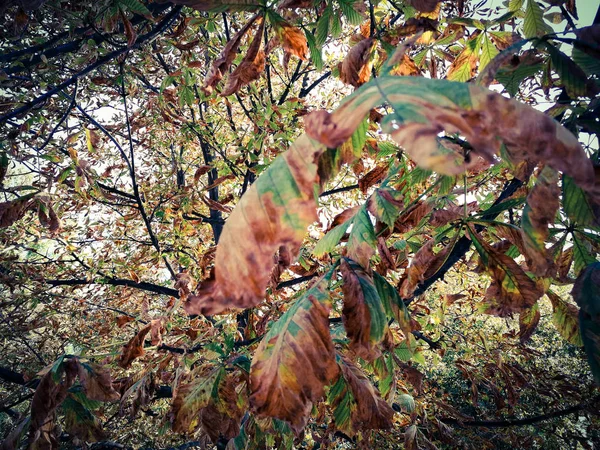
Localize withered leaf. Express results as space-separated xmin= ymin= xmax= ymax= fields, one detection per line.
xmin=276 ymin=22 xmax=308 ymax=60
xmin=221 ymin=19 xmax=266 ymax=96
xmin=30 ymin=359 xmax=78 ymax=449
xmin=185 ymin=133 xmax=326 ymax=315
xmin=202 ymin=15 xmax=260 ymax=94
xmin=328 ymin=356 xmax=394 ymax=437
xmin=339 ymin=38 xmax=375 ymax=87
xmin=406 ymin=0 xmax=439 ymax=12
xmin=250 ymin=273 xmax=338 ymax=433
xmin=340 ymin=260 xmax=388 ymax=361
xmin=172 ymin=366 xmax=243 ymax=442
xmin=547 ymin=290 xmax=583 ymax=346
xmin=0 ymin=194 xmax=35 ymax=228
xmin=118 ymin=324 xmax=151 ymax=368
xmin=470 ymin=228 xmax=543 ymax=317
xmin=518 ymin=303 xmax=540 ymax=343
xmin=77 ymin=362 xmax=120 ymax=402
xmin=521 ymin=166 xmax=560 ymax=277
xmin=358 ymin=164 xmax=388 ymax=193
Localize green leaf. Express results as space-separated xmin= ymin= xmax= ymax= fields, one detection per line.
xmin=571 ymin=48 xmax=600 ymax=76
xmin=117 ymin=0 xmax=153 ymax=19
xmin=563 ymin=174 xmax=597 ymax=227
xmin=547 ymin=291 xmax=583 ymax=346
xmin=338 ymin=0 xmax=365 ymax=25
xmin=545 ymin=43 xmax=590 ymax=97
xmin=313 ymin=221 xmax=350 ymax=256
xmin=572 ymin=263 xmax=600 ymax=384
xmin=397 ymin=393 xmax=415 ymax=413
xmin=509 ymin=0 xmax=525 ymax=11
xmin=351 ymin=118 xmax=368 ymax=154
xmin=305 ymin=30 xmax=323 ymax=71
xmin=572 ymin=234 xmax=597 ymax=276
xmin=496 ymin=60 xmax=544 ymax=97
xmin=368 ymin=187 xmax=403 ymax=230
xmin=479 ymin=33 xmax=499 ymax=71
xmin=523 ymin=0 xmax=552 ymax=38
xmin=347 ymin=205 xmax=377 ymax=268
xmin=373 ymin=272 xmax=412 ymax=334
xmin=315 ymin=6 xmax=331 ymax=47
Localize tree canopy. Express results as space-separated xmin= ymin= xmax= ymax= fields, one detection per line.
xmin=1 ymin=0 xmax=600 ymax=448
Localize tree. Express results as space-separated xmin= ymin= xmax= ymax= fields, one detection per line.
xmin=1 ymin=0 xmax=599 ymax=448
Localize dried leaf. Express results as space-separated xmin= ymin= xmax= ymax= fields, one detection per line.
xmin=276 ymin=22 xmax=308 ymax=60
xmin=521 ymin=166 xmax=560 ymax=276
xmin=518 ymin=302 xmax=540 ymax=343
xmin=185 ymin=133 xmax=326 ymax=315
xmin=202 ymin=15 xmax=260 ymax=94
xmin=470 ymin=228 xmax=543 ymax=317
xmin=328 ymin=356 xmax=394 ymax=437
xmin=120 ymin=10 xmax=137 ymax=47
xmin=30 ymin=359 xmax=78 ymax=449
xmin=250 ymin=272 xmax=338 ymax=433
xmin=339 ymin=38 xmax=375 ymax=87
xmin=406 ymin=0 xmax=439 ymax=12
xmin=340 ymin=260 xmax=388 ymax=361
xmin=118 ymin=324 xmax=151 ymax=368
xmin=172 ymin=366 xmax=243 ymax=442
xmin=116 ymin=315 xmax=135 ymax=328
xmin=0 ymin=194 xmax=35 ymax=228
xmin=77 ymin=362 xmax=120 ymax=402
xmin=358 ymin=164 xmax=388 ymax=193
xmin=221 ymin=19 xmax=266 ymax=96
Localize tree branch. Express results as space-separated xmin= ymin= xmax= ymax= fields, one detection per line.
xmin=0 ymin=5 xmax=182 ymax=124
xmin=46 ymin=277 xmax=178 ymax=297
xmin=440 ymin=395 xmax=600 ymax=428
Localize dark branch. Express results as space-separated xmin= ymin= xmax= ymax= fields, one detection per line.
xmin=0 ymin=6 xmax=182 ymax=124
xmin=440 ymin=395 xmax=600 ymax=428
xmin=46 ymin=278 xmax=178 ymax=297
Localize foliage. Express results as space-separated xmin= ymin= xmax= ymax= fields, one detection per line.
xmin=1 ymin=0 xmax=599 ymax=449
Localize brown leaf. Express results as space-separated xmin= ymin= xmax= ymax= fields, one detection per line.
xmin=575 ymin=25 xmax=600 ymax=59
xmin=120 ymin=11 xmax=137 ymax=47
xmin=0 ymin=195 xmax=35 ymax=228
xmin=471 ymin=229 xmax=544 ymax=317
xmin=77 ymin=363 xmax=120 ymax=402
xmin=250 ymin=274 xmax=338 ymax=433
xmin=394 ymin=201 xmax=433 ymax=234
xmin=339 ymin=38 xmax=375 ymax=87
xmin=276 ymin=22 xmax=308 ymax=60
xmin=518 ymin=303 xmax=540 ymax=343
xmin=175 ymin=272 xmax=196 ymax=301
xmin=118 ymin=324 xmax=151 ymax=368
xmin=358 ymin=164 xmax=388 ymax=193
xmin=406 ymin=0 xmax=439 ymax=12
xmin=202 ymin=15 xmax=260 ymax=94
xmin=116 ymin=315 xmax=135 ymax=328
xmin=221 ymin=19 xmax=266 ymax=96
xmin=332 ymin=356 xmax=395 ymax=436
xmin=390 ymin=54 xmax=420 ymax=76
xmin=30 ymin=359 xmax=78 ymax=449
xmin=184 ymin=133 xmax=326 ymax=315
xmin=521 ymin=167 xmax=560 ymax=276
xmin=340 ymin=260 xmax=387 ymax=361
xmin=326 ymin=205 xmax=360 ymax=232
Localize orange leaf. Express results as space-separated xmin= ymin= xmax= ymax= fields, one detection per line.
xmin=339 ymin=38 xmax=375 ymax=87
xmin=277 ymin=22 xmax=308 ymax=60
